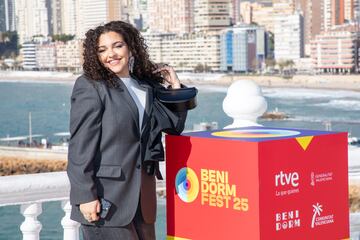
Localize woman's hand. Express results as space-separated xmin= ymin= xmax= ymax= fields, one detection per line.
xmin=79 ymin=199 xmax=101 ymax=222
xmin=153 ymin=64 xmax=181 ymax=89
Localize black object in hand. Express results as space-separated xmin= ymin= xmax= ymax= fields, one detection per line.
xmin=145 ymin=162 xmax=155 ymax=175
xmin=99 ymin=198 xmax=112 ymax=219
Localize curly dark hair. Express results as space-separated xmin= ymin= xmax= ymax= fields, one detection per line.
xmin=83 ymin=21 xmax=163 ymax=87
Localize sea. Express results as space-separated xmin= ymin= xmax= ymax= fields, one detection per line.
xmin=0 ymin=81 xmax=359 ymax=239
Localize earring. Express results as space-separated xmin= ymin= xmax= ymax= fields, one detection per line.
xmin=129 ymin=56 xmax=135 ymax=73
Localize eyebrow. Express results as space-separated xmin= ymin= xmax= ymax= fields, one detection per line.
xmin=98 ymin=41 xmax=125 ymax=49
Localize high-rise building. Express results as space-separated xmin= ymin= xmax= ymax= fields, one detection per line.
xmin=0 ymin=0 xmax=16 ymax=32
xmin=273 ymin=0 xmax=296 ymax=15
xmin=139 ymin=0 xmax=148 ymax=29
xmin=240 ymin=1 xmax=253 ymax=24
xmin=344 ymin=0 xmax=354 ymax=21
xmin=130 ymin=0 xmax=143 ymax=29
xmin=21 ymin=42 xmax=38 ymax=70
xmin=354 ymin=0 xmax=360 ymax=20
xmin=240 ymin=2 xmax=277 ymax=32
xmin=194 ymin=0 xmax=230 ymax=32
xmin=6 ymin=0 xmax=15 ymax=31
xmin=15 ymin=0 xmax=49 ymax=44
xmin=257 ymin=0 xmax=273 ymax=7
xmin=51 ymin=0 xmax=62 ymax=35
xmin=332 ymin=0 xmax=345 ymax=25
xmin=251 ymin=3 xmax=275 ymax=32
xmin=322 ymin=0 xmax=332 ymax=31
xmin=144 ymin=31 xmax=221 ymax=71
xmin=311 ymin=29 xmax=360 ymax=73
xmin=229 ymin=0 xmax=241 ymax=24
xmin=76 ymin=0 xmax=107 ymax=38
xmin=302 ymin=0 xmax=322 ymax=55
xmin=56 ymin=39 xmax=83 ymax=71
xmin=45 ymin=0 xmax=53 ymax=35
xmin=147 ymin=0 xmax=194 ymax=33
xmin=322 ymin=0 xmax=345 ymax=31
xmin=120 ymin=0 xmax=147 ymax=28
xmin=36 ymin=42 xmax=56 ymax=70
xmin=61 ymin=0 xmax=77 ymax=35
xmin=220 ymin=24 xmax=268 ymax=72
xmin=0 ymin=0 xmax=5 ymax=32
xmin=76 ymin=0 xmax=130 ymax=38
xmin=274 ymin=12 xmax=304 ymax=60
xmin=75 ymin=0 xmax=150 ymax=37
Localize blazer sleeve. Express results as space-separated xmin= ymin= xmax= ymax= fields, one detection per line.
xmin=67 ymin=76 xmax=103 ymax=205
xmin=156 ymin=83 xmax=188 ymax=135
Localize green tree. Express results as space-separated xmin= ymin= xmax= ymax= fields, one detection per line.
xmin=194 ymin=63 xmax=204 ymax=73
xmin=0 ymin=31 xmax=19 ymax=58
xmin=204 ymin=64 xmax=212 ymax=72
xmin=285 ymin=60 xmax=295 ymax=69
xmin=267 ymin=32 xmax=274 ymax=57
xmin=265 ymin=58 xmax=276 ymax=69
xmin=277 ymin=60 xmax=287 ymax=74
xmin=52 ymin=34 xmax=75 ymax=43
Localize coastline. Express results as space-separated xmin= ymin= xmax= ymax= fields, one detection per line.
xmin=1 ymin=70 xmax=360 ymax=91
xmin=181 ymin=74 xmax=360 ymax=92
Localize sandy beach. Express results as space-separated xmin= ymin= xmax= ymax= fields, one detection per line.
xmin=1 ymin=70 xmax=360 ymax=91
xmin=180 ymin=73 xmax=360 ymax=91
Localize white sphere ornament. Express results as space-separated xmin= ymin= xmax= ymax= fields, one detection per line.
xmin=223 ymin=80 xmax=267 ymax=129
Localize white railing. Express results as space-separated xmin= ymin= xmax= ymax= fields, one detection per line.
xmin=0 ymin=172 xmax=80 ymax=240
xmin=0 ymin=168 xmax=167 ymax=240
xmin=2 ymin=171 xmax=360 ymax=239
xmin=350 ymin=173 xmax=360 ymax=240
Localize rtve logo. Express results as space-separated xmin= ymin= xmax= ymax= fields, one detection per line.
xmin=275 ymin=171 xmax=299 ymax=187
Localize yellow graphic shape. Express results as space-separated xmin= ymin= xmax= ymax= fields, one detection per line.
xmin=296 ymin=136 xmax=314 ymax=151
xmin=167 ymin=236 xmax=191 ymax=240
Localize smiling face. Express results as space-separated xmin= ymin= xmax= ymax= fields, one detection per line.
xmin=97 ymin=31 xmax=131 ymax=78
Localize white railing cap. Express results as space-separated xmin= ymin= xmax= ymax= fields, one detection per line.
xmin=0 ymin=171 xmax=70 ymax=207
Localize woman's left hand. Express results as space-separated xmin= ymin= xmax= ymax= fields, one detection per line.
xmin=153 ymin=64 xmax=181 ymax=89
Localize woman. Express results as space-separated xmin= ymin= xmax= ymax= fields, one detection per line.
xmin=67 ymin=21 xmax=187 ymax=239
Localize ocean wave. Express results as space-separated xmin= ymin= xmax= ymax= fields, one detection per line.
xmin=314 ymin=100 xmax=360 ymax=111
xmin=196 ymin=85 xmax=228 ymax=93
xmin=286 ymin=116 xmax=360 ymax=124
xmin=263 ymin=88 xmax=360 ymax=100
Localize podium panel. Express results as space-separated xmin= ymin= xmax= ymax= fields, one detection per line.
xmin=165 ymin=127 xmax=349 ymax=240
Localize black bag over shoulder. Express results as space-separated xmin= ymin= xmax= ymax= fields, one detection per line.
xmin=155 ymin=87 xmax=198 ymax=112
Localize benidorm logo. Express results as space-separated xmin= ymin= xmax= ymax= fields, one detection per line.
xmin=175 ymin=167 xmax=200 ymax=203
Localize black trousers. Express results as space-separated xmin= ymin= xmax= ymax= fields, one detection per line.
xmin=81 ymin=204 xmax=156 ymax=240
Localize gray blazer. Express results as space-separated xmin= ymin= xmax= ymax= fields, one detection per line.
xmin=67 ymin=75 xmax=187 ymax=226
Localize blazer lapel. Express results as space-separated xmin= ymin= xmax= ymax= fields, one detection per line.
xmin=141 ymin=85 xmax=153 ymax=133
xmin=115 ymin=77 xmax=140 ymax=130
xmin=131 ymin=75 xmax=153 ymax=134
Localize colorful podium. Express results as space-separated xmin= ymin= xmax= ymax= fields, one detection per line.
xmin=165 ymin=127 xmax=349 ymax=240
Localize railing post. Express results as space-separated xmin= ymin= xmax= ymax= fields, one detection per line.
xmin=61 ymin=200 xmax=80 ymax=240
xmin=350 ymin=212 xmax=360 ymax=239
xmin=20 ymin=203 xmax=42 ymax=240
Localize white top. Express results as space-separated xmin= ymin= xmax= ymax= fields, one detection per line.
xmin=121 ymin=77 xmax=147 ymax=130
